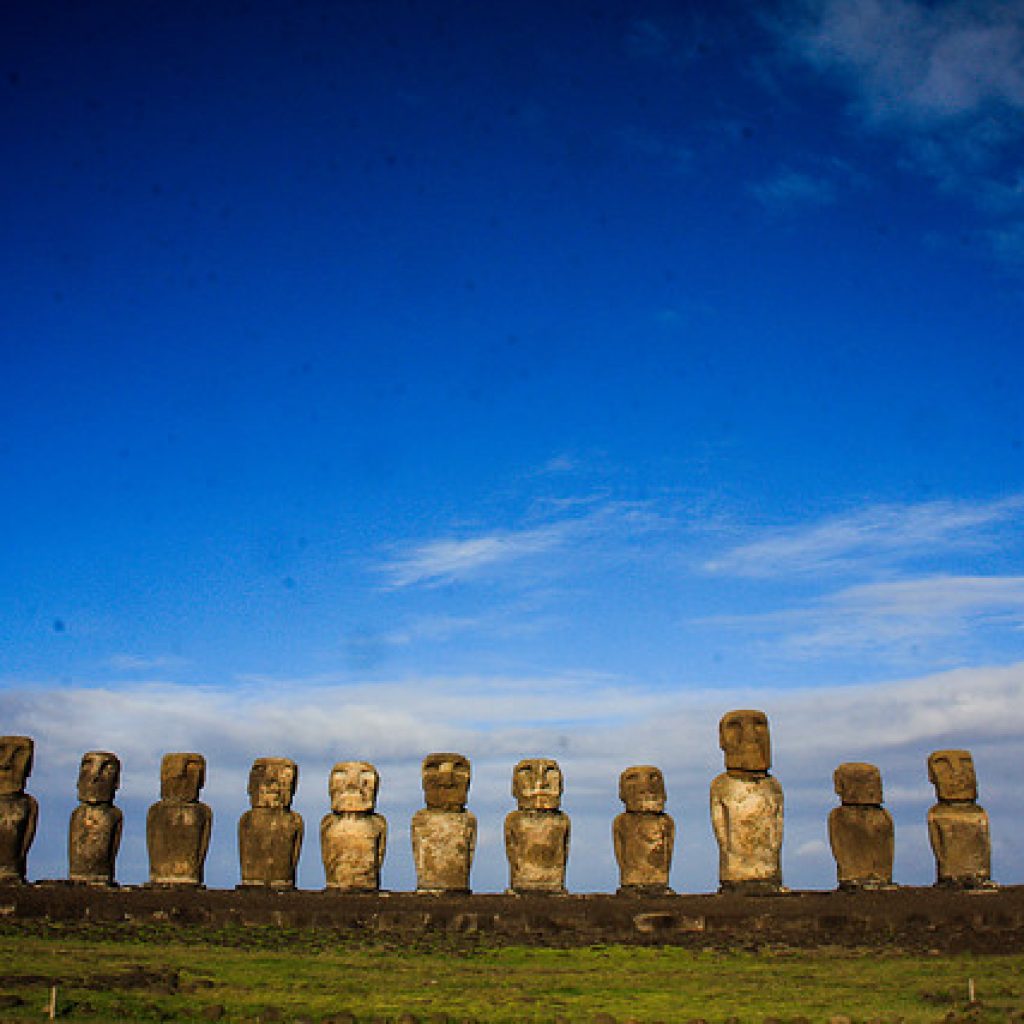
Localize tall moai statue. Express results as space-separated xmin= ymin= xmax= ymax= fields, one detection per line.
xmin=238 ymin=757 xmax=303 ymax=890
xmin=320 ymin=761 xmax=387 ymax=892
xmin=927 ymin=749 xmax=995 ymax=889
xmin=828 ymin=762 xmax=894 ymax=890
xmin=146 ymin=753 xmax=212 ymax=887
xmin=69 ymin=751 xmax=123 ymax=885
xmin=411 ymin=752 xmax=477 ymax=893
xmin=710 ymin=709 xmax=784 ymax=894
xmin=0 ymin=736 xmax=37 ymax=884
xmin=613 ymin=765 xmax=675 ymax=895
xmin=504 ymin=758 xmax=570 ymax=895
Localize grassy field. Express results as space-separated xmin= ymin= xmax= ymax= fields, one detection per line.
xmin=1 ymin=922 xmax=1022 ymax=1023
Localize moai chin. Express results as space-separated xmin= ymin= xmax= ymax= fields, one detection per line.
xmin=69 ymin=751 xmax=123 ymax=885
xmin=0 ymin=736 xmax=38 ymax=884
xmin=927 ymin=749 xmax=995 ymax=889
xmin=411 ymin=752 xmax=477 ymax=893
xmin=504 ymin=758 xmax=570 ymax=895
xmin=828 ymin=762 xmax=894 ymax=891
xmin=238 ymin=757 xmax=304 ymax=890
xmin=320 ymin=761 xmax=387 ymax=892
xmin=709 ymin=710 xmax=784 ymax=894
xmin=613 ymin=765 xmax=675 ymax=896
xmin=146 ymin=753 xmax=212 ymax=887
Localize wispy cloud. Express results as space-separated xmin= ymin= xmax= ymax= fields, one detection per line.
xmin=750 ymin=168 xmax=838 ymax=210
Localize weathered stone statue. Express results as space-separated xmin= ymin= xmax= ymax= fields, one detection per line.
xmin=146 ymin=752 xmax=212 ymax=887
xmin=504 ymin=757 xmax=570 ymax=894
xmin=710 ymin=709 xmax=784 ymax=894
xmin=411 ymin=752 xmax=477 ymax=893
xmin=69 ymin=750 xmax=122 ymax=885
xmin=238 ymin=757 xmax=303 ymax=890
xmin=613 ymin=765 xmax=675 ymax=895
xmin=927 ymin=749 xmax=995 ymax=889
xmin=828 ymin=762 xmax=894 ymax=890
xmin=321 ymin=761 xmax=387 ymax=892
xmin=0 ymin=736 xmax=37 ymax=884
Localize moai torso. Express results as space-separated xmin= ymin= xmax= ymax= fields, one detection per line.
xmin=320 ymin=761 xmax=386 ymax=892
xmin=146 ymin=753 xmax=212 ymax=886
xmin=613 ymin=765 xmax=675 ymax=895
xmin=411 ymin=752 xmax=477 ymax=893
xmin=504 ymin=758 xmax=570 ymax=894
xmin=0 ymin=736 xmax=37 ymax=884
xmin=827 ymin=762 xmax=893 ymax=890
xmin=69 ymin=751 xmax=123 ymax=885
xmin=238 ymin=757 xmax=304 ymax=889
xmin=710 ymin=710 xmax=784 ymax=893
xmin=927 ymin=750 xmax=993 ymax=888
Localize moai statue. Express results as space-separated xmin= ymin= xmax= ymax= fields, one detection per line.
xmin=146 ymin=753 xmax=212 ymax=887
xmin=828 ymin=762 xmax=894 ymax=890
xmin=927 ymin=749 xmax=995 ymax=889
xmin=238 ymin=757 xmax=303 ymax=890
xmin=504 ymin=758 xmax=570 ymax=894
xmin=710 ymin=709 xmax=784 ymax=894
xmin=320 ymin=761 xmax=387 ymax=892
xmin=411 ymin=752 xmax=477 ymax=893
xmin=613 ymin=765 xmax=675 ymax=896
xmin=0 ymin=736 xmax=37 ymax=884
xmin=68 ymin=751 xmax=123 ymax=885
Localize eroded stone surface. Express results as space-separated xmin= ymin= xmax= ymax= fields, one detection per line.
xmin=828 ymin=762 xmax=893 ymax=890
xmin=927 ymin=749 xmax=993 ymax=889
xmin=321 ymin=761 xmax=386 ymax=892
xmin=0 ymin=736 xmax=37 ymax=884
xmin=411 ymin=753 xmax=476 ymax=893
xmin=505 ymin=758 xmax=570 ymax=894
xmin=146 ymin=753 xmax=212 ymax=887
xmin=69 ymin=750 xmax=122 ymax=885
xmin=614 ymin=765 xmax=674 ymax=895
xmin=238 ymin=757 xmax=303 ymax=889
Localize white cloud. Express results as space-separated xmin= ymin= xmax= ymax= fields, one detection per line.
xmin=750 ymin=169 xmax=838 ymax=209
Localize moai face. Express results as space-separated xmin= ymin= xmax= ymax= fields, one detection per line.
xmin=160 ymin=752 xmax=206 ymax=802
xmin=77 ymin=751 xmax=120 ymax=804
xmin=619 ymin=765 xmax=666 ymax=813
xmin=421 ymin=752 xmax=470 ymax=811
xmin=248 ymin=757 xmax=298 ymax=810
xmin=329 ymin=761 xmax=379 ymax=813
xmin=0 ymin=736 xmax=33 ymax=797
xmin=719 ymin=709 xmax=771 ymax=773
xmin=512 ymin=758 xmax=562 ymax=811
xmin=928 ymin=749 xmax=978 ymax=802
xmin=834 ymin=762 xmax=883 ymax=806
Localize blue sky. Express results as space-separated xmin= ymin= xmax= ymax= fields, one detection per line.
xmin=2 ymin=0 xmax=1024 ymax=893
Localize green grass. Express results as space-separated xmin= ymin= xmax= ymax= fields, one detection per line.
xmin=0 ymin=922 xmax=1022 ymax=1023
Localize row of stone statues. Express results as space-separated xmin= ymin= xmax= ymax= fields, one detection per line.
xmin=0 ymin=710 xmax=994 ymax=893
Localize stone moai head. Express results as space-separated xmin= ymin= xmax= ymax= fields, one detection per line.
xmin=834 ymin=762 xmax=882 ymax=806
xmin=719 ymin=709 xmax=771 ymax=773
xmin=619 ymin=765 xmax=666 ymax=813
xmin=0 ymin=736 xmax=33 ymax=797
xmin=160 ymin=752 xmax=206 ymax=802
xmin=329 ymin=760 xmax=379 ymax=813
xmin=928 ymin=749 xmax=978 ymax=802
xmin=421 ymin=752 xmax=470 ymax=811
xmin=512 ymin=758 xmax=563 ymax=811
xmin=77 ymin=751 xmax=120 ymax=805
xmin=248 ymin=757 xmax=298 ymax=810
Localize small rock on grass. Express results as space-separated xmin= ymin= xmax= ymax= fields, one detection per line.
xmin=200 ymin=1005 xmax=226 ymax=1021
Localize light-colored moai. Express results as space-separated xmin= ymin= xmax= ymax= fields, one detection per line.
xmin=613 ymin=765 xmax=675 ymax=895
xmin=146 ymin=752 xmax=212 ymax=887
xmin=927 ymin=749 xmax=995 ymax=889
xmin=411 ymin=752 xmax=477 ymax=893
xmin=504 ymin=758 xmax=570 ymax=895
xmin=238 ymin=757 xmax=303 ymax=890
xmin=710 ymin=709 xmax=784 ymax=894
xmin=0 ymin=736 xmax=37 ymax=884
xmin=320 ymin=761 xmax=387 ymax=892
xmin=828 ymin=762 xmax=894 ymax=891
xmin=68 ymin=751 xmax=123 ymax=885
